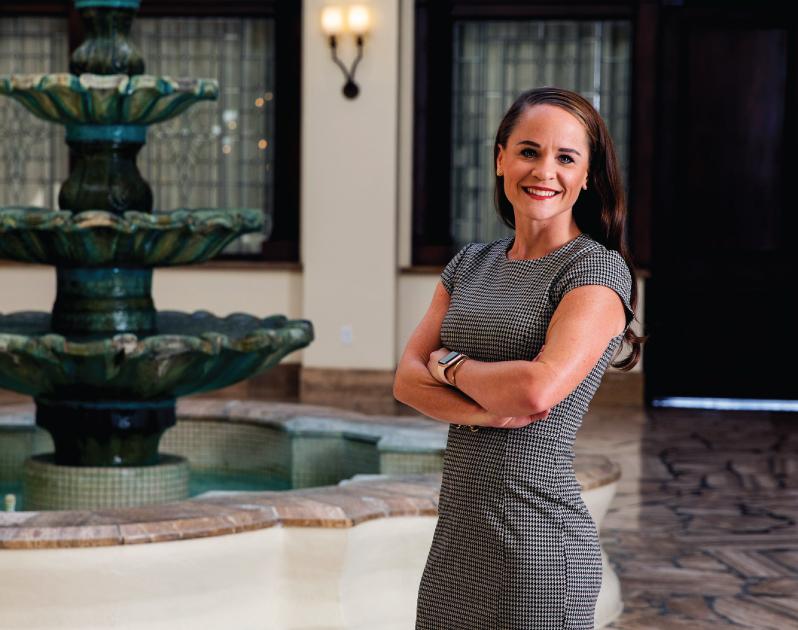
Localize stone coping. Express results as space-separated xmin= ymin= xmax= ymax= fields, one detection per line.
xmin=0 ymin=399 xmax=621 ymax=549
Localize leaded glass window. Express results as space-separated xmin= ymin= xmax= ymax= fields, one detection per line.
xmin=0 ymin=18 xmax=69 ymax=210
xmin=451 ymin=20 xmax=632 ymax=247
xmin=131 ymin=17 xmax=276 ymax=255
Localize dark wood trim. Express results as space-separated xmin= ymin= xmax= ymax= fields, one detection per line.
xmin=139 ymin=1 xmax=276 ymax=17
xmin=628 ymin=0 xmax=658 ymax=269
xmin=0 ymin=1 xmax=279 ymax=16
xmin=787 ymin=8 xmax=798 ymax=239
xmin=412 ymin=0 xmax=455 ymax=266
xmin=0 ymin=4 xmax=67 ymax=15
xmin=262 ymin=0 xmax=301 ymax=263
xmin=451 ymin=4 xmax=634 ymax=19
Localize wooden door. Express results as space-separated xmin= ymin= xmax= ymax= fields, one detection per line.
xmin=646 ymin=4 xmax=797 ymax=404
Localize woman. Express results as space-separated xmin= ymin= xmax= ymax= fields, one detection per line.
xmin=393 ymin=86 xmax=646 ymax=629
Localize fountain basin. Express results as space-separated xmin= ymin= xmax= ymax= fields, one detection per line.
xmin=0 ymin=399 xmax=624 ymax=629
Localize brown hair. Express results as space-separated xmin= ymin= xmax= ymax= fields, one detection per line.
xmin=493 ymin=86 xmax=647 ymax=370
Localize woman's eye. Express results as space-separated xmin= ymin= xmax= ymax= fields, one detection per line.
xmin=519 ymin=149 xmax=574 ymax=164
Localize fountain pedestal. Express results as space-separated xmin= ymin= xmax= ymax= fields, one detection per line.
xmin=23 ymin=453 xmax=189 ymax=510
xmin=35 ymin=398 xmax=176 ymax=466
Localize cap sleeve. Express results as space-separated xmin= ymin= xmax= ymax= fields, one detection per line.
xmin=440 ymin=243 xmax=473 ymax=295
xmin=550 ymin=247 xmax=635 ymax=334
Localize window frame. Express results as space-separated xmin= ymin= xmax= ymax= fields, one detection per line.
xmin=0 ymin=0 xmax=301 ymax=263
xmin=412 ymin=0 xmax=654 ymax=268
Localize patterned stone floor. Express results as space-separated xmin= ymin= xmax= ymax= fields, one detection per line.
xmin=576 ymin=406 xmax=798 ymax=630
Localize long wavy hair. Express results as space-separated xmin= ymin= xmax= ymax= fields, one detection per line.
xmin=493 ymin=86 xmax=647 ymax=370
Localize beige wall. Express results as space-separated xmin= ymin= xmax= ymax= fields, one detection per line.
xmin=301 ymin=0 xmax=401 ymax=370
xmin=0 ymin=267 xmax=301 ymax=319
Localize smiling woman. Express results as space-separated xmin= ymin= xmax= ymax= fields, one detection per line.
xmin=394 ymin=86 xmax=647 ymax=629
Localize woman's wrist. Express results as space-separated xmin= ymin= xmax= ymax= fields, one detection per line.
xmin=444 ymin=355 xmax=469 ymax=386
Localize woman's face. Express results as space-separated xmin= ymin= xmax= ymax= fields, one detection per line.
xmin=496 ymin=104 xmax=590 ymax=227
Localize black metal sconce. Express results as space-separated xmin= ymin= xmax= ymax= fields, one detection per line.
xmin=321 ymin=5 xmax=370 ymax=100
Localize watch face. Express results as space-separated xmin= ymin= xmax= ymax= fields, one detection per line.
xmin=438 ymin=350 xmax=460 ymax=366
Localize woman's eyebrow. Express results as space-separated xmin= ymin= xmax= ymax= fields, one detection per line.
xmin=515 ymin=140 xmax=582 ymax=157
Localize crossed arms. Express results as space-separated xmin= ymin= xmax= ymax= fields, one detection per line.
xmin=392 ymin=280 xmax=626 ymax=429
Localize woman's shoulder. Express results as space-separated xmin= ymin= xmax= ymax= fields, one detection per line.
xmin=471 ymin=235 xmax=515 ymax=256
xmin=549 ymin=235 xmax=633 ymax=304
xmin=449 ymin=236 xmax=510 ymax=263
xmin=563 ymin=233 xmax=625 ymax=267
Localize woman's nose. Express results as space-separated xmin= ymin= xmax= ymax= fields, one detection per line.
xmin=532 ymin=156 xmax=556 ymax=181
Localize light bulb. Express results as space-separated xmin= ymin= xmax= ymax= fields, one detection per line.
xmin=321 ymin=6 xmax=344 ymax=36
xmin=347 ymin=5 xmax=370 ymax=35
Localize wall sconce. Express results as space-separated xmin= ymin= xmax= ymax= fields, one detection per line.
xmin=321 ymin=5 xmax=371 ymax=99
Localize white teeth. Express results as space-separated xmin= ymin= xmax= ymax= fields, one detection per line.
xmin=524 ymin=187 xmax=557 ymax=197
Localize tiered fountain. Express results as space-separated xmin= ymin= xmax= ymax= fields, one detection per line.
xmin=0 ymin=0 xmax=313 ymax=510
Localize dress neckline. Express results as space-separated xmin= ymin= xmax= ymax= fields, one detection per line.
xmin=503 ymin=232 xmax=587 ymax=263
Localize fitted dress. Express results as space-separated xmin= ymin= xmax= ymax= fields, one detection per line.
xmin=415 ymin=232 xmax=635 ymax=630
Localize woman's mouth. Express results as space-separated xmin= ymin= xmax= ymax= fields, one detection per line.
xmin=523 ymin=187 xmax=561 ymax=200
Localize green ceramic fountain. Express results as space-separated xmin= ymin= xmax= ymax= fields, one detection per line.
xmin=0 ymin=0 xmax=313 ymax=509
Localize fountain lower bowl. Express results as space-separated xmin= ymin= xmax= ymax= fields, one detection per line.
xmin=0 ymin=310 xmax=313 ymax=399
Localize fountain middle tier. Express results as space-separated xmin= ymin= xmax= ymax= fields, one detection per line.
xmin=0 ymin=74 xmax=218 ymax=126
xmin=0 ymin=208 xmax=267 ymax=266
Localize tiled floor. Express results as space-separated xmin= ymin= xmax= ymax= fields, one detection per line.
xmin=576 ymin=406 xmax=798 ymax=630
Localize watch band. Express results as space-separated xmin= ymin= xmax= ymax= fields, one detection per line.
xmin=448 ymin=356 xmax=469 ymax=387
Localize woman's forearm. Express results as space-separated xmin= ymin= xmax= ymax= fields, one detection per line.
xmin=394 ymin=359 xmax=492 ymax=425
xmin=453 ymin=358 xmax=548 ymax=417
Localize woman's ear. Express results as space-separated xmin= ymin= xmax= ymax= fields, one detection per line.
xmin=496 ymin=146 xmax=505 ymax=176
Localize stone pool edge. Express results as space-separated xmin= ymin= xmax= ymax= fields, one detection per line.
xmin=0 ymin=398 xmax=620 ymax=549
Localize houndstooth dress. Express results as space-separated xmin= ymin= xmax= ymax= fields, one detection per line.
xmin=415 ymin=232 xmax=634 ymax=630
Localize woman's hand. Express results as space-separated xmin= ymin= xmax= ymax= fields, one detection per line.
xmin=464 ymin=405 xmax=550 ymax=429
xmin=484 ymin=409 xmax=550 ymax=428
xmin=427 ymin=347 xmax=452 ymax=385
